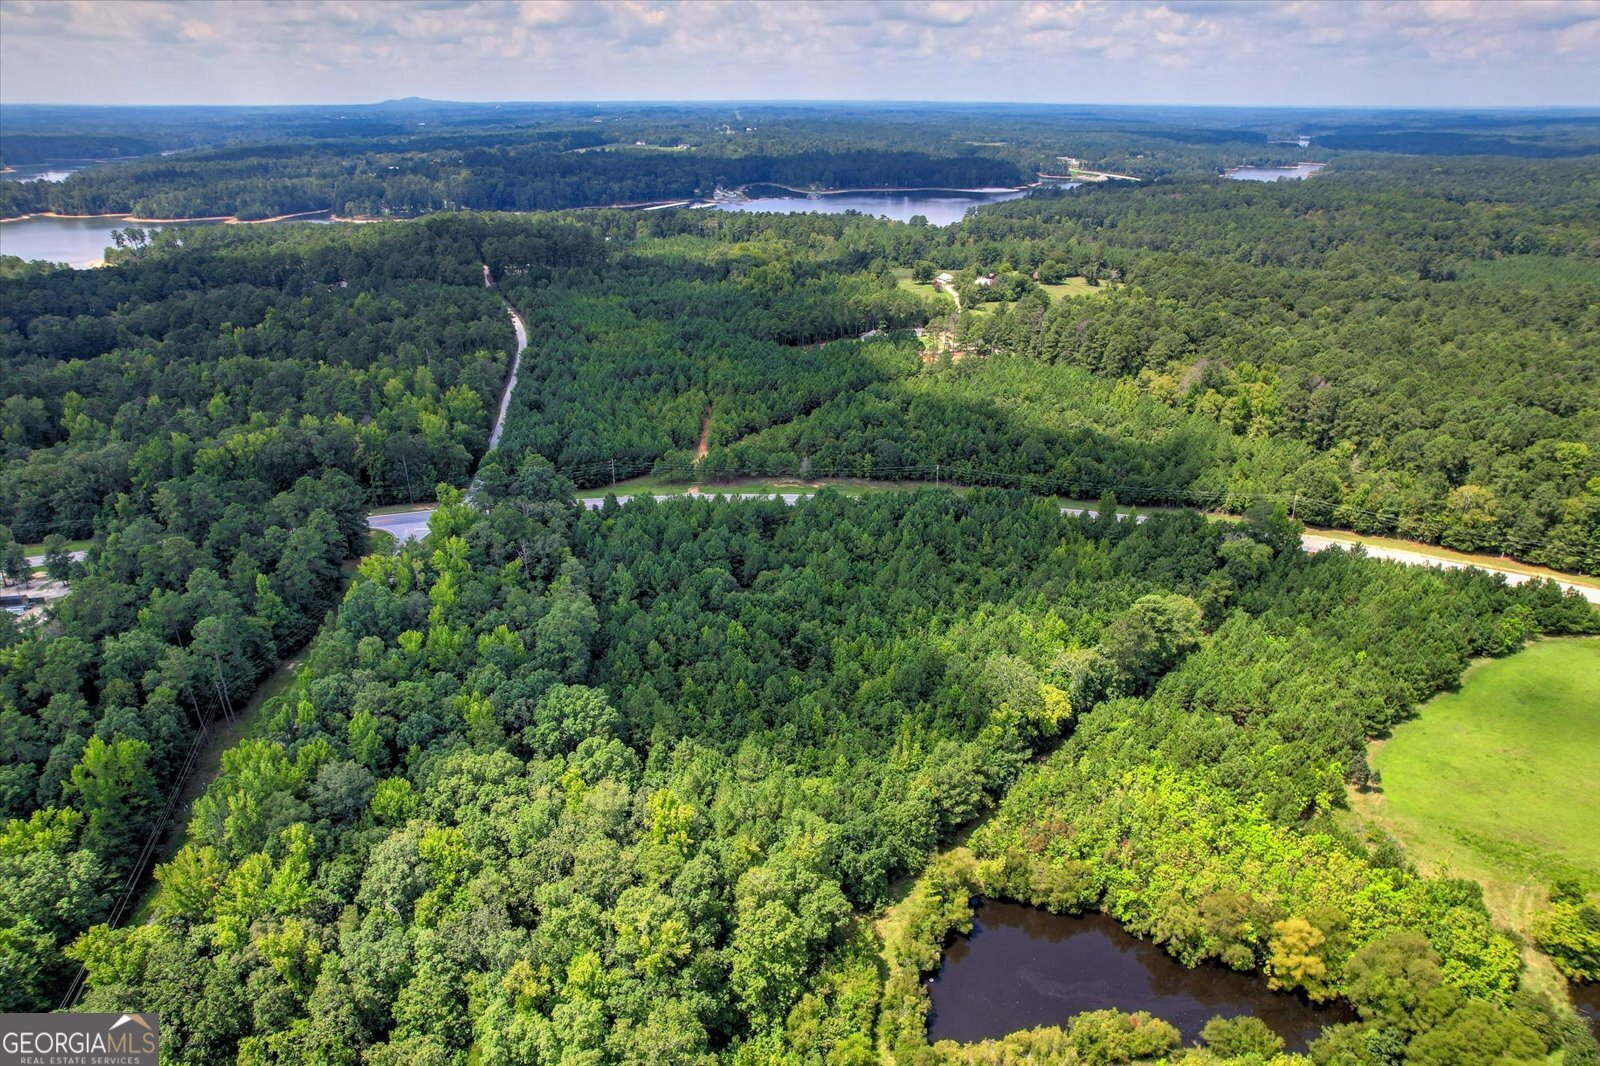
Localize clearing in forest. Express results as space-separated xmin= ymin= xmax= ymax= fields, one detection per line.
xmin=693 ymin=403 xmax=713 ymax=462
xmin=1353 ymin=638 xmax=1600 ymax=928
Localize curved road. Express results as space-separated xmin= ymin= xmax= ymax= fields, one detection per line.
xmin=483 ymin=264 xmax=529 ymax=454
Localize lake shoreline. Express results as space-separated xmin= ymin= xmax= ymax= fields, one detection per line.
xmin=739 ymin=181 xmax=1036 ymax=199
xmin=1 ymin=208 xmax=333 ymax=225
xmin=1223 ymin=161 xmax=1329 ymax=181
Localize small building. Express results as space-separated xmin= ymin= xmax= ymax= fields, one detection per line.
xmin=935 ymin=272 xmax=955 ymax=285
xmin=974 ymin=273 xmax=997 ymax=288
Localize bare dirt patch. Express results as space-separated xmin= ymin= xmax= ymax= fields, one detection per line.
xmin=693 ymin=403 xmax=713 ymax=462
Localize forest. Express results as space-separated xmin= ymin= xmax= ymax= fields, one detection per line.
xmin=52 ymin=468 xmax=1599 ymax=1064
xmin=1 ymin=128 xmax=1597 ymax=1063
xmin=473 ymin=173 xmax=1600 ymax=574
xmin=7 ymin=101 xmax=1599 ymax=220
xmin=0 ymin=218 xmax=565 ymax=539
xmin=0 ymin=138 xmax=1027 ymax=221
xmin=0 ymin=218 xmax=536 ymax=1006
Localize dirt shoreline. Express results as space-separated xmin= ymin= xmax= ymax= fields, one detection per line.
xmin=746 ymin=182 xmax=1033 ymax=198
xmin=1 ymin=208 xmax=333 ymax=225
xmin=1 ymin=210 xmax=130 ymax=223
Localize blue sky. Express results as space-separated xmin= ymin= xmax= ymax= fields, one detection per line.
xmin=3 ymin=0 xmax=1597 ymax=108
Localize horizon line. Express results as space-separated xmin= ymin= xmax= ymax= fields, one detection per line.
xmin=3 ymin=98 xmax=1598 ymax=114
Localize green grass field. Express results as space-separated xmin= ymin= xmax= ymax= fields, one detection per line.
xmin=1358 ymin=639 xmax=1600 ymax=922
xmin=890 ymin=267 xmax=1103 ymax=307
xmin=19 ymin=536 xmax=92 ymax=556
xmin=892 ymin=271 xmax=955 ymax=305
xmin=1037 ymin=278 xmax=1100 ymax=299
xmin=602 ymin=474 xmax=1162 ymax=519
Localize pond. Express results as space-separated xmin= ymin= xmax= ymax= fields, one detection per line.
xmin=1573 ymin=981 xmax=1600 ymax=1035
xmin=711 ymin=185 xmax=1073 ymax=226
xmin=927 ymin=902 xmax=1354 ymax=1051
xmin=1224 ymin=162 xmax=1327 ymax=182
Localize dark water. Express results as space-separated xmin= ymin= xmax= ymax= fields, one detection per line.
xmin=1573 ymin=981 xmax=1600 ymax=1035
xmin=712 ymin=186 xmax=1073 ymax=226
xmin=927 ymin=902 xmax=1354 ymax=1050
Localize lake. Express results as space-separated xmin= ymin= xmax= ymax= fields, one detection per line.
xmin=712 ymin=185 xmax=1069 ymax=226
xmin=1225 ymin=162 xmax=1327 ymax=182
xmin=1 ymin=163 xmax=89 ymax=183
xmin=0 ymin=215 xmax=165 ymax=268
xmin=927 ymin=901 xmax=1354 ymax=1050
xmin=0 ymin=215 xmax=331 ymax=268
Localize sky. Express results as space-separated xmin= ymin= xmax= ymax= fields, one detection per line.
xmin=2 ymin=0 xmax=1598 ymax=109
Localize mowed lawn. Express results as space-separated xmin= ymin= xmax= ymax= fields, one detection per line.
xmin=1365 ymin=639 xmax=1600 ymax=911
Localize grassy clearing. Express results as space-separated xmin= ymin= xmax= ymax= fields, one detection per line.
xmin=1349 ymin=637 xmax=1600 ymax=1006
xmin=606 ymin=474 xmax=942 ymax=498
xmin=599 ymin=474 xmax=1161 ymax=519
xmin=1037 ymin=278 xmax=1101 ymax=299
xmin=891 ymin=267 xmax=1102 ymax=307
xmin=19 ymin=536 xmax=92 ymax=556
xmin=893 ymin=273 xmax=955 ymax=305
xmin=131 ymin=645 xmax=310 ymax=925
xmin=1353 ymin=638 xmax=1600 ymax=923
xmin=366 ymin=502 xmax=438 ymax=517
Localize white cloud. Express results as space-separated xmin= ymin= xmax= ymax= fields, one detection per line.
xmin=0 ymin=0 xmax=1595 ymax=106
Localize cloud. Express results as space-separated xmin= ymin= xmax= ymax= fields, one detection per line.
xmin=1 ymin=0 xmax=1596 ymax=106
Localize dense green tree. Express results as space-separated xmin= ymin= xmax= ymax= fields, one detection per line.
xmin=1531 ymin=896 xmax=1600 ymax=983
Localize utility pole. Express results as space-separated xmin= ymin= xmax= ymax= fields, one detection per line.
xmin=213 ymin=654 xmax=235 ymax=722
xmin=935 ymin=462 xmax=940 ymax=487
xmin=1291 ymin=492 xmax=1298 ymax=520
xmin=610 ymin=458 xmax=617 ymax=487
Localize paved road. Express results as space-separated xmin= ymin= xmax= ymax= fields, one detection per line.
xmin=368 ymin=508 xmax=439 ymax=544
xmin=23 ymin=548 xmax=87 ymax=567
xmin=483 ymin=267 xmax=529 ymax=454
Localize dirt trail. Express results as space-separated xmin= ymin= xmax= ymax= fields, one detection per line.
xmin=693 ymin=404 xmax=713 ymax=462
